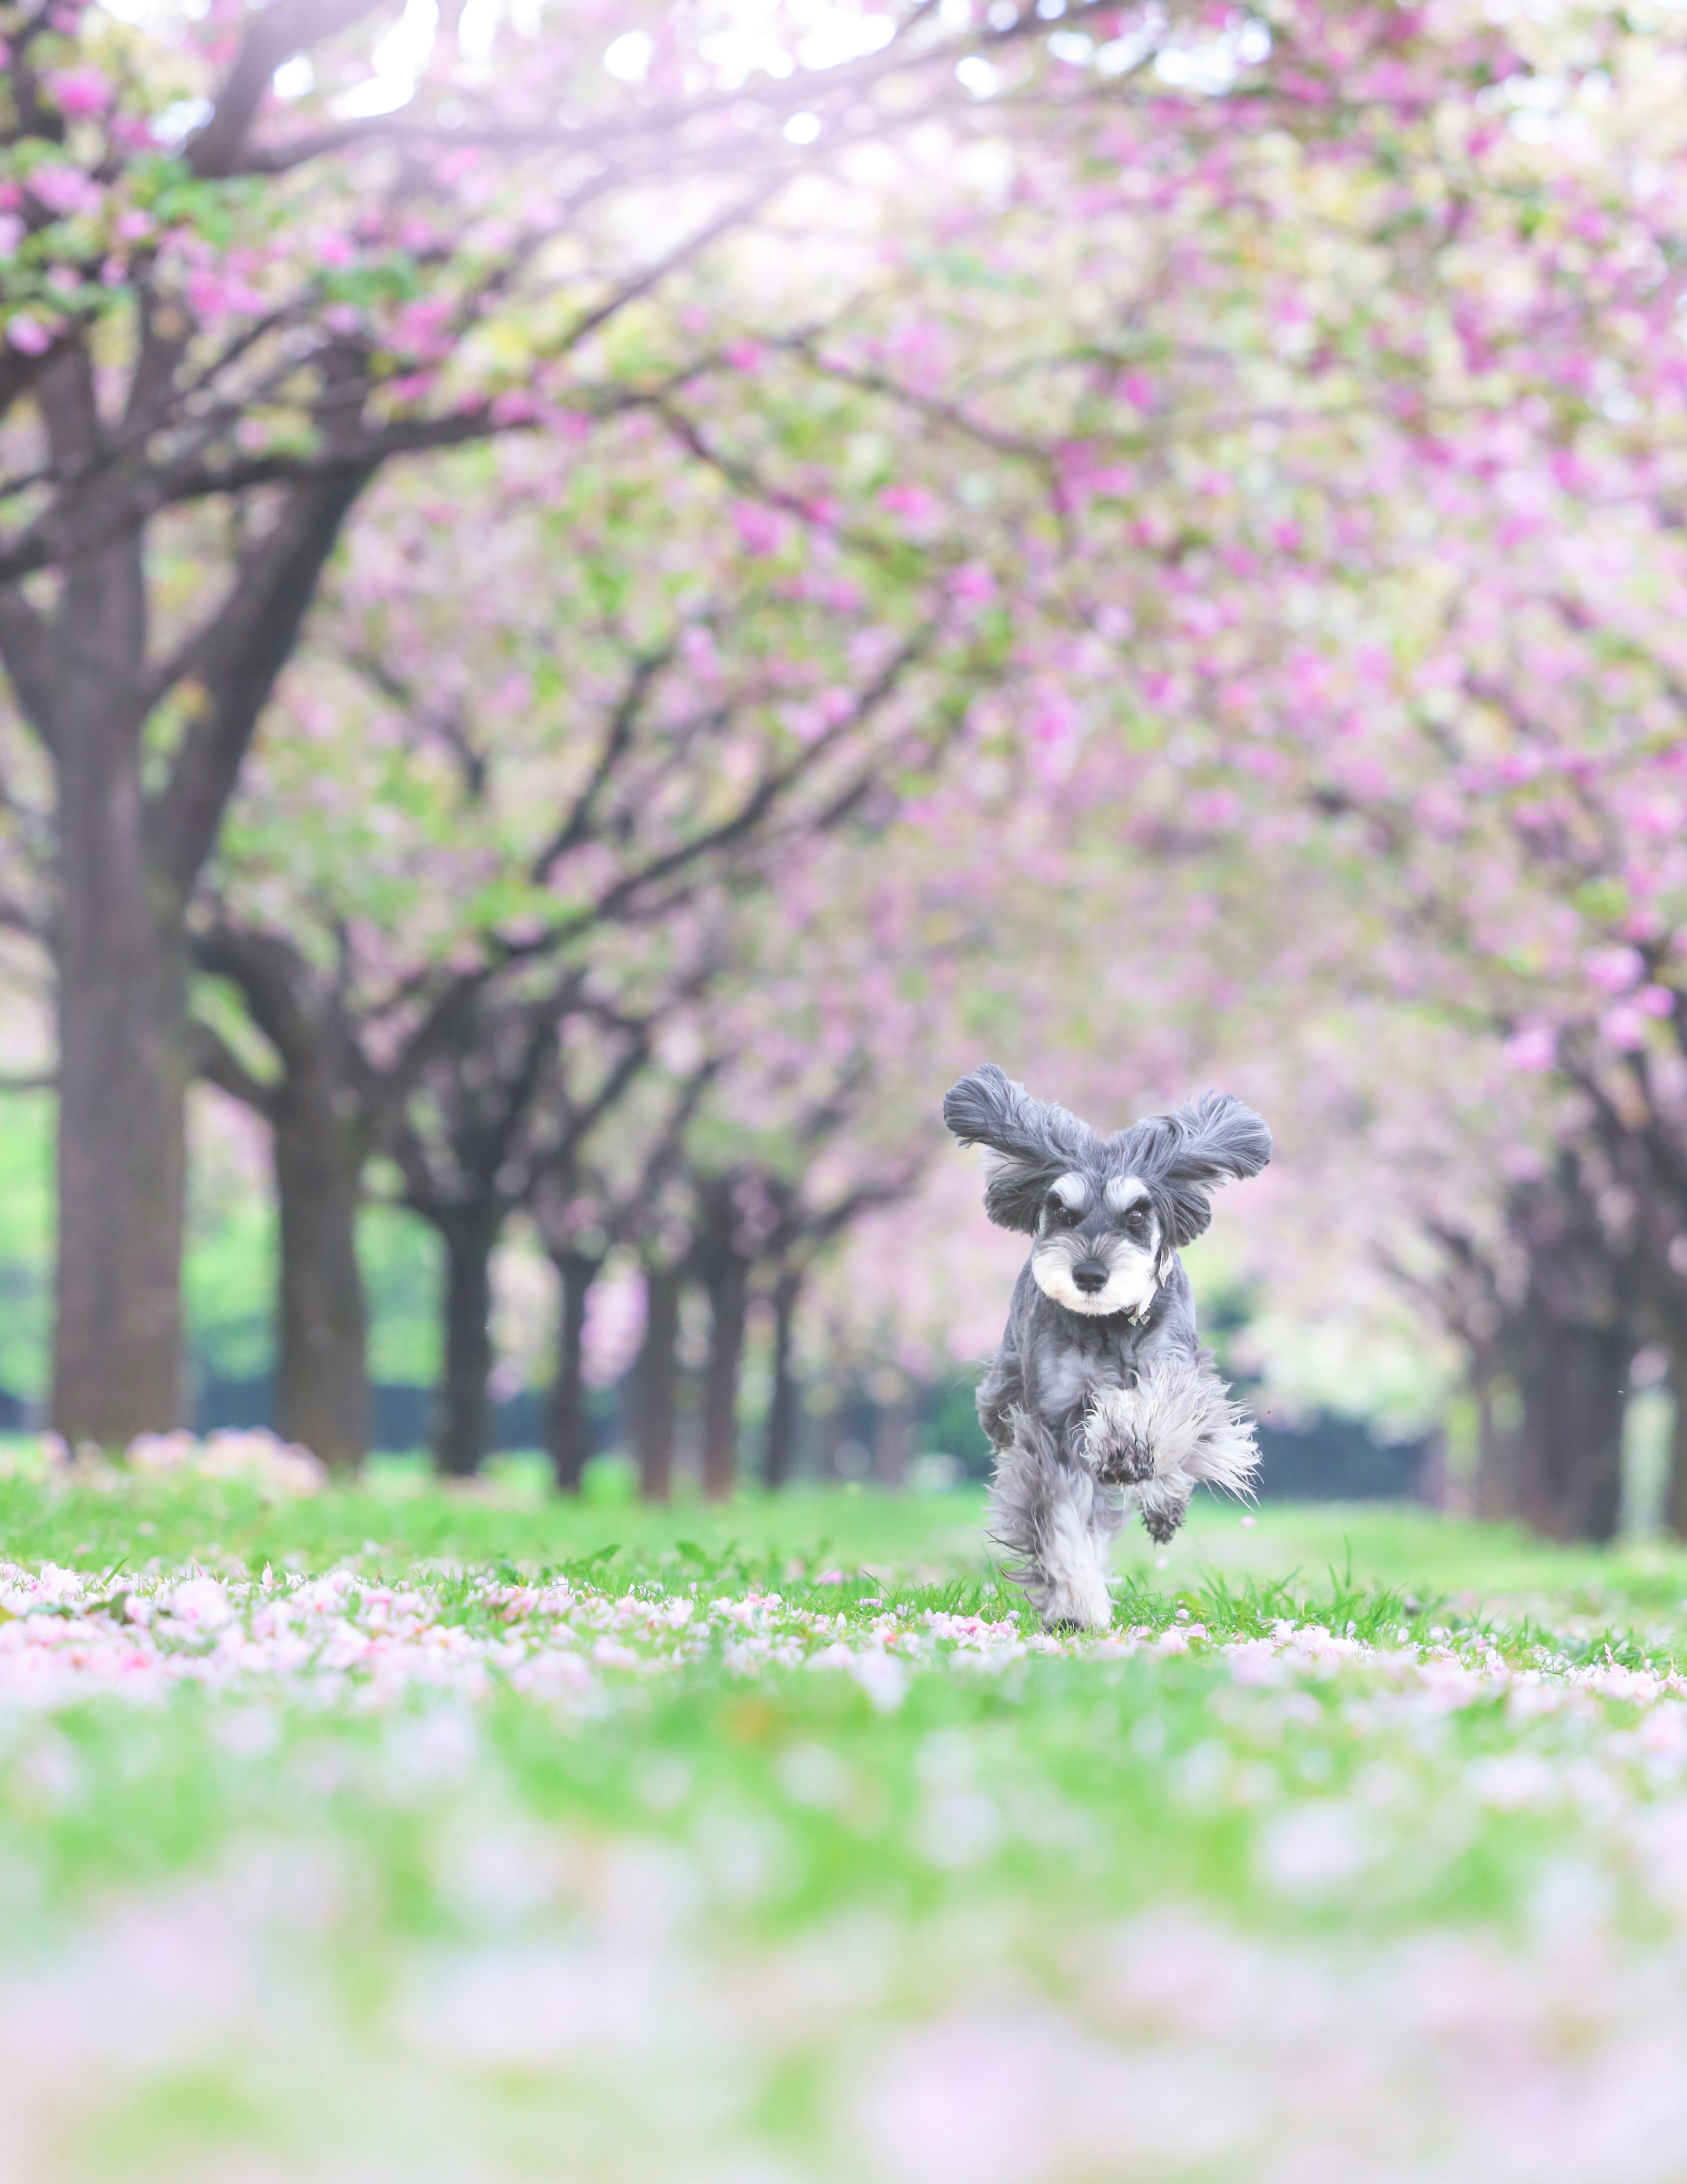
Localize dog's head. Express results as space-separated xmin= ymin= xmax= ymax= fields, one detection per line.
xmin=942 ymin=1064 xmax=1271 ymax=1319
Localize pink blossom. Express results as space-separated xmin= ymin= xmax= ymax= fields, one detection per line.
xmin=731 ymin=502 xmax=787 ymax=557
xmin=880 ymin=483 xmax=940 ymax=535
xmin=1584 ymin=944 xmax=1645 ymax=994
xmin=188 ymin=266 xmax=270 ymax=319
xmin=1599 ymin=1003 xmax=1650 ymax=1052
xmin=1503 ymin=1025 xmax=1557 ymax=1074
xmin=46 ymin=65 xmax=112 ymax=116
xmin=7 ymin=315 xmax=53 ymax=356
xmin=27 ymin=165 xmax=101 ymax=219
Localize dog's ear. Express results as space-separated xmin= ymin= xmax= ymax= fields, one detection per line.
xmin=943 ymin=1063 xmax=1100 ymax=1232
xmin=1141 ymin=1091 xmax=1271 ymax=1247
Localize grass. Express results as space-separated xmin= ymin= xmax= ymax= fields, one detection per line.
xmin=10 ymin=1458 xmax=1687 ymax=1662
xmin=4 ymin=1467 xmax=1687 ymax=2180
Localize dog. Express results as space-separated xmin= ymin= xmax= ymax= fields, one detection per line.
xmin=944 ymin=1064 xmax=1271 ymax=1628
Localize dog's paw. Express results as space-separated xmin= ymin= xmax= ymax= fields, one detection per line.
xmin=1093 ymin=1429 xmax=1155 ymax=1486
xmin=1142 ymin=1500 xmax=1188 ymax=1546
xmin=1077 ymin=1390 xmax=1155 ymax=1484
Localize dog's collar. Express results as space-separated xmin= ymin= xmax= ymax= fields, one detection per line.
xmin=1126 ymin=1278 xmax=1162 ymax=1327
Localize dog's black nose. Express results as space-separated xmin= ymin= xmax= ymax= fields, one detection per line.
xmin=1072 ymin=1261 xmax=1109 ymax=1294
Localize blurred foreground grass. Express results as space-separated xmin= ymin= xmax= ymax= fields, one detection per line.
xmin=4 ymin=1468 xmax=1687 ymax=2182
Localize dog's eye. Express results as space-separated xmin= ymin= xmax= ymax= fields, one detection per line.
xmin=1045 ymin=1194 xmax=1076 ymax=1223
xmin=1124 ymin=1207 xmax=1148 ymax=1230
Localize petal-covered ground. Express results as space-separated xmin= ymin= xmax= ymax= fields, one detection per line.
xmin=4 ymin=1446 xmax=1687 ymax=2182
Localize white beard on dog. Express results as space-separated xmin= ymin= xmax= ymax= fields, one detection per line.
xmin=1029 ymin=1236 xmax=1160 ymax=1320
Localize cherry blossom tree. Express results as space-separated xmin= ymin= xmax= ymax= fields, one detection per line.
xmin=4 ymin=0 xmax=1206 ymax=1444
xmin=884 ymin=0 xmax=1687 ymax=1537
xmin=191 ymin=385 xmax=1004 ymax=1469
xmin=9 ymin=0 xmax=1672 ymax=1533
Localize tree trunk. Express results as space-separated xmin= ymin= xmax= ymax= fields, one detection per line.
xmin=634 ymin=1264 xmax=681 ymax=1502
xmin=764 ymin=1267 xmax=803 ymax=1489
xmin=701 ymin=1251 xmax=749 ymax=1502
xmin=434 ymin=1217 xmax=500 ymax=1478
xmin=5 ymin=348 xmax=369 ymax=1452
xmin=272 ymin=1090 xmax=369 ymax=1470
xmin=1664 ymin=1339 xmax=1687 ymax=1542
xmin=1516 ymin=1314 xmax=1630 ymax=1542
xmin=548 ymin=1249 xmax=598 ymax=1493
xmin=53 ymin=894 xmax=189 ymax=1448
xmin=48 ymin=515 xmax=188 ymax=1447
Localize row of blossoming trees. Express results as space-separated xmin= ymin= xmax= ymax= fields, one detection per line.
xmin=3 ymin=0 xmax=1687 ymax=1529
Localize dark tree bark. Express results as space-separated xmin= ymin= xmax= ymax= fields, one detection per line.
xmin=272 ymin=1089 xmax=369 ymax=1470
xmin=435 ymin=1215 xmax=500 ymax=1479
xmin=53 ymin=795 xmax=190 ymax=1444
xmin=1667 ymin=1391 xmax=1687 ymax=1544
xmin=1516 ymin=1313 xmax=1630 ymax=1542
xmin=40 ymin=361 xmax=185 ymax=1444
xmin=195 ymin=927 xmax=377 ymax=1471
xmin=1507 ymin=1165 xmax=1636 ymax=1542
xmin=634 ymin=1265 xmax=681 ymax=1502
xmin=701 ymin=1249 xmax=749 ymax=1502
xmin=547 ymin=1248 xmax=599 ymax=1493
xmin=1661 ymin=1330 xmax=1687 ymax=1541
xmin=1440 ymin=1155 xmax=1641 ymax=1543
xmin=763 ymin=1266 xmax=804 ymax=1489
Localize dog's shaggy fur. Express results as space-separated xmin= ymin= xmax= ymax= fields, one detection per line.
xmin=945 ymin=1065 xmax=1270 ymax=1628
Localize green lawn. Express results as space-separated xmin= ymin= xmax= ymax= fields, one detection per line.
xmin=2 ymin=1468 xmax=1686 ymax=2181
xmin=10 ymin=1458 xmax=1686 ymax=1654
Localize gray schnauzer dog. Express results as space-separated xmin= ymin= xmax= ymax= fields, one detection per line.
xmin=944 ymin=1065 xmax=1271 ymax=1629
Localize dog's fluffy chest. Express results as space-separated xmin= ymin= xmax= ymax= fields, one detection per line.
xmin=1028 ymin=1321 xmax=1140 ymax=1427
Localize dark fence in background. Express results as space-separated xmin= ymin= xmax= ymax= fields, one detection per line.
xmin=1253 ymin=1415 xmax=1433 ymax=1501
xmin=823 ymin=1373 xmax=1434 ymax=1501
xmin=0 ymin=1370 xmax=1434 ymax=1498
xmin=195 ymin=1376 xmax=553 ymax=1454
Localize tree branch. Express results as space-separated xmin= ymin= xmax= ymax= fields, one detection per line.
xmin=529 ymin=647 xmax=673 ymax=881
xmin=187 ymin=0 xmax=395 ymax=180
xmin=187 ymin=1012 xmax=280 ymax=1117
xmin=0 ymin=588 xmax=59 ymax=751
xmin=214 ymin=0 xmax=1134 ymax=178
xmin=150 ymin=464 xmax=375 ymax=894
xmin=192 ymin=922 xmax=324 ymax=1079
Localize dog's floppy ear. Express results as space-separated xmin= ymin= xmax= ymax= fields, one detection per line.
xmin=1144 ymin=1091 xmax=1271 ymax=1248
xmin=943 ymin=1063 xmax=1100 ymax=1233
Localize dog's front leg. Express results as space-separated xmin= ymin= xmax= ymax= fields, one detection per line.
xmin=1074 ymin=1386 xmax=1155 ymax=1486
